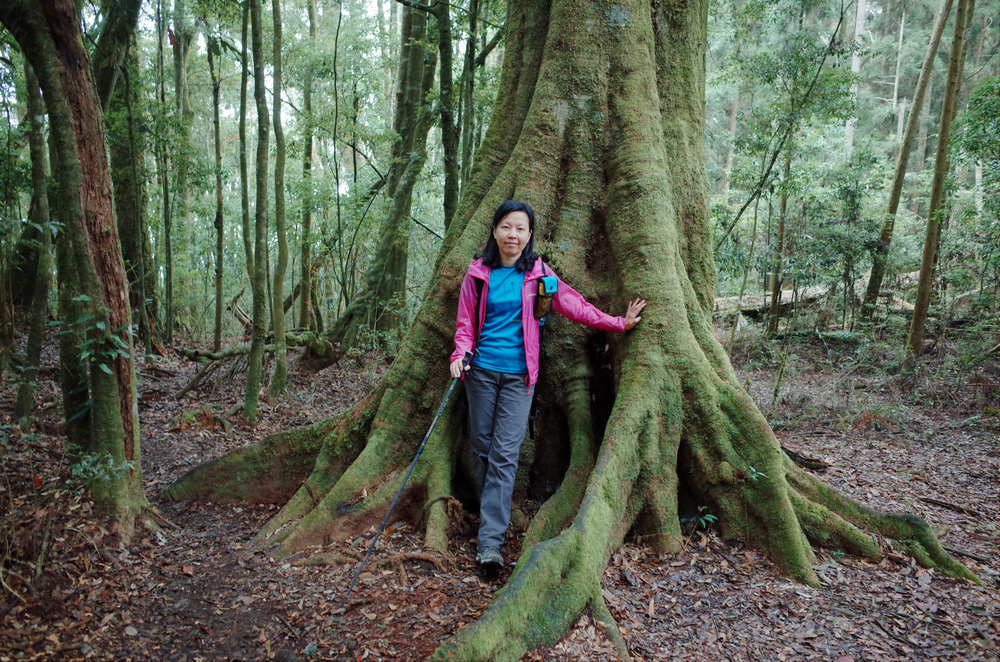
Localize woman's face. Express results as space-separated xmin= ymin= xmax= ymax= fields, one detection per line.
xmin=493 ymin=211 xmax=532 ymax=266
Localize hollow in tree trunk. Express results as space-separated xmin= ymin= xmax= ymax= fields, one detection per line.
xmin=164 ymin=0 xmax=979 ymax=658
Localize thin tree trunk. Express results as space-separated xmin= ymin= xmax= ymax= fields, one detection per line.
xmin=156 ymin=0 xmax=173 ymax=347
xmin=431 ymin=1 xmax=459 ymax=232
xmin=861 ymin=0 xmax=953 ymax=318
xmin=458 ymin=0 xmax=478 ymax=194
xmin=720 ymin=94 xmax=739 ymax=199
xmin=299 ymin=0 xmax=317 ymax=332
xmin=896 ymin=97 xmax=907 ymax=146
xmin=907 ymin=0 xmax=975 ymax=359
xmin=121 ymin=54 xmax=153 ymax=359
xmin=167 ymin=0 xmax=193 ymax=345
xmin=208 ymin=36 xmax=224 ymax=352
xmin=269 ymin=0 xmax=289 ymax=400
xmin=891 ymin=7 xmax=905 ymax=113
xmin=915 ymin=75 xmax=933 ymax=173
xmin=245 ymin=0 xmax=269 ymax=422
xmin=14 ymin=63 xmax=52 ymax=425
xmin=239 ymin=2 xmax=252 ymax=293
xmin=768 ymin=155 xmax=791 ymax=334
xmin=844 ymin=0 xmax=867 ymax=151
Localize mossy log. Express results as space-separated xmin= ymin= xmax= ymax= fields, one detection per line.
xmin=165 ymin=0 xmax=979 ymax=658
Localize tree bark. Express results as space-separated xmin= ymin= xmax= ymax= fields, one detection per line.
xmin=167 ymin=1 xmax=979 ymax=657
xmin=14 ymin=63 xmax=53 ymax=425
xmin=431 ymin=1 xmax=459 ymax=232
xmin=861 ymin=0 xmax=953 ymax=319
xmin=891 ymin=7 xmax=905 ymax=115
xmin=269 ymin=0 xmax=289 ymax=400
xmin=239 ymin=2 xmax=253 ymax=295
xmin=168 ymin=0 xmax=194 ymax=346
xmin=915 ymin=74 xmax=933 ymax=174
xmin=92 ymin=0 xmax=143 ymax=112
xmin=768 ymin=155 xmax=791 ymax=334
xmin=907 ymin=0 xmax=975 ymax=358
xmin=298 ymin=0 xmax=317 ymax=332
xmin=245 ymin=0 xmax=270 ymax=423
xmin=720 ymin=94 xmax=739 ymax=199
xmin=1 ymin=0 xmax=150 ymax=537
xmin=844 ymin=0 xmax=867 ymax=152
xmin=208 ymin=36 xmax=224 ymax=353
xmin=155 ymin=0 xmax=173 ymax=349
xmin=458 ymin=0 xmax=479 ymax=193
xmin=105 ymin=31 xmax=155 ymax=356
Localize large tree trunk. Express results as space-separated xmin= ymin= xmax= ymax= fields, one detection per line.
xmin=166 ymin=0 xmax=979 ymax=657
xmin=861 ymin=0 xmax=953 ymax=319
xmin=907 ymin=0 xmax=975 ymax=358
xmin=1 ymin=0 xmax=150 ymax=537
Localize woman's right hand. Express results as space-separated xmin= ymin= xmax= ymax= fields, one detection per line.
xmin=450 ymin=357 xmax=471 ymax=379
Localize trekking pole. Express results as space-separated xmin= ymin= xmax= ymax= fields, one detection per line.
xmin=342 ymin=353 xmax=472 ymax=604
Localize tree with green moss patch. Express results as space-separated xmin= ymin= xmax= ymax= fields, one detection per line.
xmin=163 ymin=0 xmax=979 ymax=657
xmin=0 ymin=0 xmax=152 ymax=539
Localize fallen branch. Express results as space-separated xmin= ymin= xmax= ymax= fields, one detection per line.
xmin=919 ymin=496 xmax=982 ymax=517
xmin=782 ymin=446 xmax=831 ymax=471
xmin=177 ymin=360 xmax=220 ymax=398
xmin=942 ymin=545 xmax=990 ymax=563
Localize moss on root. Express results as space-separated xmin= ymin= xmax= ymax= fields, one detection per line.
xmin=163 ymin=0 xmax=980 ymax=659
xmin=158 ymin=415 xmax=341 ymax=504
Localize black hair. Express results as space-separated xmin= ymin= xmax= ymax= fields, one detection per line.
xmin=476 ymin=200 xmax=538 ymax=272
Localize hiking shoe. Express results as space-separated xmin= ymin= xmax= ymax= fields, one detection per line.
xmin=476 ymin=546 xmax=503 ymax=569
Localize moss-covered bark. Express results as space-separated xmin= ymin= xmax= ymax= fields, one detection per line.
xmin=14 ymin=63 xmax=52 ymax=425
xmin=1 ymin=0 xmax=152 ymax=538
xmin=167 ymin=0 xmax=979 ymax=658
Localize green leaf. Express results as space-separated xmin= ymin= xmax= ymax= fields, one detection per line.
xmin=72 ymin=294 xmax=93 ymax=302
xmin=99 ymin=363 xmax=113 ymax=374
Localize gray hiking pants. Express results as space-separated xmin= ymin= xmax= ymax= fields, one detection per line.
xmin=465 ymin=365 xmax=534 ymax=549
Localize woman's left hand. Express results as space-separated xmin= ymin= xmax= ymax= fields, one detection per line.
xmin=623 ymin=299 xmax=646 ymax=330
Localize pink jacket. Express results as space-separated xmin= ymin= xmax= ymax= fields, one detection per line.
xmin=451 ymin=257 xmax=626 ymax=386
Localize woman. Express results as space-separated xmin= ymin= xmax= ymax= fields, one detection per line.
xmin=450 ymin=200 xmax=645 ymax=569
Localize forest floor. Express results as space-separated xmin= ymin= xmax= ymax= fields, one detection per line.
xmin=0 ymin=327 xmax=998 ymax=662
